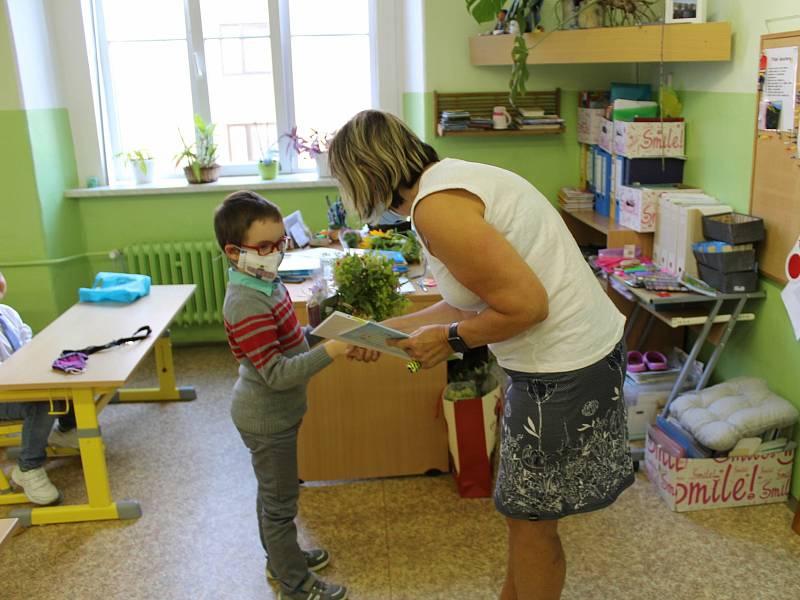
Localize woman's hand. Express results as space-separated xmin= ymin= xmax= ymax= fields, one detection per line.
xmin=386 ymin=324 xmax=451 ymax=369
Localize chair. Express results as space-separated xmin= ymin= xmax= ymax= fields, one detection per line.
xmin=0 ymin=420 xmax=22 ymax=448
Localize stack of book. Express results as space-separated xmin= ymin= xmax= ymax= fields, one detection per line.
xmin=514 ymin=108 xmax=564 ymax=132
xmin=558 ymin=187 xmax=594 ymax=211
xmin=468 ymin=117 xmax=493 ymax=130
xmin=438 ymin=110 xmax=470 ymax=133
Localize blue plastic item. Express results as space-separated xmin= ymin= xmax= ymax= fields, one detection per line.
xmin=79 ymin=272 xmax=151 ymax=303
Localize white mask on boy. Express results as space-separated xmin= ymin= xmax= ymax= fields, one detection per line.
xmin=237 ymin=248 xmax=284 ymax=282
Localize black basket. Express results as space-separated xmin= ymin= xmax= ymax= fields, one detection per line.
xmin=702 ymin=212 xmax=765 ymax=245
xmin=698 ymin=264 xmax=759 ymax=294
xmin=693 ymin=249 xmax=756 ymax=273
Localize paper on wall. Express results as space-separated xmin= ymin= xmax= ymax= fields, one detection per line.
xmin=761 ymin=47 xmax=798 ymax=132
xmin=781 ymin=280 xmax=800 ymax=341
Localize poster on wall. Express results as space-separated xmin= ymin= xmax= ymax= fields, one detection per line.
xmin=760 ymin=47 xmax=798 ymax=132
xmin=781 ymin=237 xmax=800 ymax=341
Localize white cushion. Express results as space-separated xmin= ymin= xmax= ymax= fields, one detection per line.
xmin=668 ymin=378 xmax=799 ymax=451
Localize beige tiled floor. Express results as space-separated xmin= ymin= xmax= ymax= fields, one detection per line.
xmin=1 ymin=345 xmax=799 ymax=600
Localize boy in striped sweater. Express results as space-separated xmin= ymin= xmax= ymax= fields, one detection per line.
xmin=214 ymin=191 xmax=349 ymax=600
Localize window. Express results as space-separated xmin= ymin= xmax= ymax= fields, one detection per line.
xmin=94 ymin=0 xmax=392 ymax=182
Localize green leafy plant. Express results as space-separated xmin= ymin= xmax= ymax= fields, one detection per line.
xmin=361 ymin=229 xmax=421 ymax=263
xmin=174 ymin=114 xmax=218 ymax=181
xmin=333 ymin=253 xmax=409 ymax=321
xmin=342 ymin=230 xmax=362 ymax=249
xmin=467 ymin=1 xmax=659 ymax=102
xmin=116 ymin=149 xmax=153 ymax=175
xmin=446 ymin=358 xmax=497 ymax=400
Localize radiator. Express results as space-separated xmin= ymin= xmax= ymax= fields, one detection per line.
xmin=122 ymin=241 xmax=228 ymax=326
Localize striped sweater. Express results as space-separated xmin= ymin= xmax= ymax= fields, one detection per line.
xmin=223 ymin=279 xmax=332 ymax=434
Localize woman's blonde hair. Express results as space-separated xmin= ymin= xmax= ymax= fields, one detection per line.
xmin=328 ymin=110 xmax=438 ymax=224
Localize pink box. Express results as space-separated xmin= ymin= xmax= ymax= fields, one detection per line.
xmin=614 ymin=120 xmax=685 ymax=158
xmin=598 ymin=118 xmax=614 ymax=153
xmin=577 ymin=108 xmax=605 ymax=145
xmin=645 ymin=434 xmax=795 ymax=512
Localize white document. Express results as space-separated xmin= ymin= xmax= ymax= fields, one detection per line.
xmin=781 ymin=280 xmax=800 ymax=341
xmin=762 ymin=47 xmax=798 ymax=132
xmin=311 ymin=311 xmax=412 ymax=359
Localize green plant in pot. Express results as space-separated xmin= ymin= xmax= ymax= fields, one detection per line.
xmin=332 ymin=253 xmax=409 ymax=321
xmin=116 ymin=149 xmax=155 ymax=184
xmin=174 ymin=114 xmax=220 ymax=183
xmin=257 ymin=131 xmax=279 ymax=180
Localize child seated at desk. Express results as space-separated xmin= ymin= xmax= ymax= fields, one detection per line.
xmin=0 ymin=271 xmax=78 ymax=505
xmin=214 ymin=191 xmax=351 ymax=600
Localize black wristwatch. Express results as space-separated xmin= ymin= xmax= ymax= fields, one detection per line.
xmin=447 ymin=322 xmax=469 ymax=354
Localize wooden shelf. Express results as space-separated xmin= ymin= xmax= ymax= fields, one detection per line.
xmin=438 ymin=126 xmax=565 ymax=137
xmin=560 ymin=206 xmax=630 ymax=234
xmin=434 ymin=90 xmax=564 ymax=138
xmin=470 ymin=22 xmax=731 ymax=65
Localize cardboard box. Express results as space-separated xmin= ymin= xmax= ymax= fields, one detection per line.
xmin=617 ymin=185 xmax=688 ymax=233
xmin=645 ymin=433 xmax=795 ymax=512
xmin=577 ymin=108 xmax=605 ymax=145
xmin=598 ymin=118 xmax=614 ymax=153
xmin=614 ymin=120 xmax=685 ymax=158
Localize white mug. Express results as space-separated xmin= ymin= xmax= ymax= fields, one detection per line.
xmin=493 ymin=106 xmax=512 ymax=130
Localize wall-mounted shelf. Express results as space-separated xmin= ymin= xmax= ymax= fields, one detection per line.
xmin=469 ymin=22 xmax=731 ymax=65
xmin=434 ymin=90 xmax=564 ymax=137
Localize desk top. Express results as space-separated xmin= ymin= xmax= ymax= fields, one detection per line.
xmin=610 ymin=275 xmax=765 ymax=307
xmin=0 ymin=285 xmax=195 ymax=391
xmin=0 ymin=518 xmax=18 ymax=549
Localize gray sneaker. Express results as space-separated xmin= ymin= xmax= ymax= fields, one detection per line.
xmin=267 ymin=548 xmax=330 ymax=581
xmin=277 ymin=573 xmax=347 ymax=600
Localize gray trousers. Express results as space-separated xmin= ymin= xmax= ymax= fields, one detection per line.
xmin=0 ymin=402 xmax=55 ymax=470
xmin=238 ymin=423 xmax=308 ymax=592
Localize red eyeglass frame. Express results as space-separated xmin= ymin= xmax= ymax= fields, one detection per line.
xmin=239 ymin=235 xmax=290 ymax=256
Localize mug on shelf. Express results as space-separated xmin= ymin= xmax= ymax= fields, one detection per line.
xmin=492 ymin=106 xmax=512 ymax=130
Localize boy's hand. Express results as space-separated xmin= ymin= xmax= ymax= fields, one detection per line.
xmin=346 ymin=346 xmax=381 ymax=362
xmin=324 ymin=340 xmax=349 ymax=359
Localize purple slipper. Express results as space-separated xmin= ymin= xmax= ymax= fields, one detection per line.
xmin=627 ymin=351 xmax=646 ymax=373
xmin=644 ymin=351 xmax=669 ymax=371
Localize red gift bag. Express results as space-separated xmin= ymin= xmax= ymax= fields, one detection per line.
xmin=442 ymin=381 xmax=502 ymax=498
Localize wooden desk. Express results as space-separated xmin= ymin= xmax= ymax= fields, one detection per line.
xmin=285 ymin=277 xmax=449 ymax=481
xmin=0 ymin=285 xmax=195 ymax=525
xmin=0 ymin=518 xmax=17 ymax=549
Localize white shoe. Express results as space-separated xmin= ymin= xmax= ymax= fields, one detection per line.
xmin=11 ymin=466 xmax=61 ymax=505
xmin=48 ymin=428 xmax=79 ymax=449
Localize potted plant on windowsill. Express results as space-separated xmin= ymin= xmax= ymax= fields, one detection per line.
xmin=282 ymin=127 xmax=335 ymax=177
xmin=174 ymin=115 xmax=220 ymax=184
xmin=117 ymin=149 xmax=155 ymax=184
xmin=258 ymin=139 xmax=279 ymax=181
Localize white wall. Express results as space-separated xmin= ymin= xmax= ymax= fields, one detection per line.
xmin=403 ymin=0 xmax=425 ymax=93
xmin=653 ymin=0 xmax=800 ymax=94
xmin=5 ymin=0 xmax=62 ymax=109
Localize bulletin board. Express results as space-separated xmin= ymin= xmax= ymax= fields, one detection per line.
xmin=749 ymin=31 xmax=800 ymax=285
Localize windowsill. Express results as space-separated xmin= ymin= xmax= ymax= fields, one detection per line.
xmin=64 ymin=173 xmax=338 ymax=198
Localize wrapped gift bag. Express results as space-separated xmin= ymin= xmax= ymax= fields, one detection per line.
xmin=442 ymin=378 xmax=502 ymax=498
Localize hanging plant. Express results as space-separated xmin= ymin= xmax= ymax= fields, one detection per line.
xmin=466 ymin=0 xmax=660 ymax=102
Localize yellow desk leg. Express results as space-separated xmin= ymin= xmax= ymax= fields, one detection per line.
xmin=9 ymin=389 xmax=141 ymax=526
xmin=114 ymin=332 xmax=196 ymax=403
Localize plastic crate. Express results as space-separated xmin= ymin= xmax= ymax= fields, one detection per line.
xmin=702 ymin=212 xmax=765 ymax=245
xmin=698 ymin=264 xmax=759 ymax=293
xmin=693 ymin=249 xmax=756 ymax=273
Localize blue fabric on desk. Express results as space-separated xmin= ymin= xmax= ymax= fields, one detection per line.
xmin=79 ymin=272 xmax=151 ymax=303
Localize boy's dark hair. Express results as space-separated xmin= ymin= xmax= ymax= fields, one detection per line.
xmin=214 ymin=190 xmax=282 ymax=250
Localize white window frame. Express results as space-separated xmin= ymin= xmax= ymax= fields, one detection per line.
xmin=92 ymin=0 xmax=401 ymax=183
